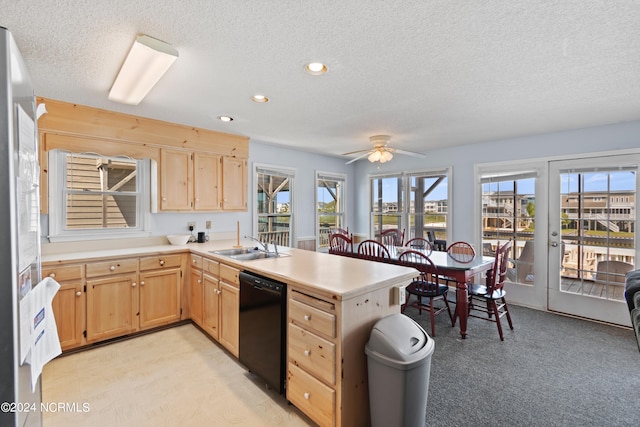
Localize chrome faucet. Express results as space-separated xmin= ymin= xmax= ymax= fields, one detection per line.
xmin=272 ymin=240 xmax=279 ymax=256
xmin=244 ymin=235 xmax=269 ymax=253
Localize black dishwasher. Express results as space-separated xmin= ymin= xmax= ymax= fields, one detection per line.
xmin=238 ymin=271 xmax=287 ymax=394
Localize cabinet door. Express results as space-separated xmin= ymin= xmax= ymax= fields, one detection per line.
xmin=221 ymin=157 xmax=247 ymax=211
xmin=219 ymin=281 xmax=239 ymax=356
xmin=139 ymin=268 xmax=182 ymax=330
xmin=51 ymin=281 xmax=85 ymax=350
xmin=86 ymin=273 xmax=138 ymax=342
xmin=160 ymin=149 xmax=193 ymax=210
xmin=202 ymin=273 xmax=220 ymax=339
xmin=194 ymin=153 xmax=221 ymax=211
xmin=190 ymin=269 xmax=203 ymax=327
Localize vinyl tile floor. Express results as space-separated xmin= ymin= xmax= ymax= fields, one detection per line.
xmin=42 ymin=324 xmax=314 ymax=427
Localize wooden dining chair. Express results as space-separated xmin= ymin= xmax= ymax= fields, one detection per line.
xmin=330 ymin=227 xmax=350 ymax=237
xmin=329 ymin=233 xmax=353 ymax=255
xmin=405 ymin=237 xmax=433 ymax=255
xmin=399 ymin=250 xmax=453 ymax=337
xmin=380 ymin=228 xmax=405 ymax=246
xmin=446 ymin=241 xmax=476 ymax=263
xmin=465 ymin=240 xmax=514 ymax=341
xmin=357 ymin=239 xmax=391 ymax=261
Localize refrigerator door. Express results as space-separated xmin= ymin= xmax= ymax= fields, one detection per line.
xmin=0 ymin=26 xmax=42 ymax=427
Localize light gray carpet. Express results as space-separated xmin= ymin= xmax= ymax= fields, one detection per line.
xmin=402 ymin=303 xmax=640 ymax=427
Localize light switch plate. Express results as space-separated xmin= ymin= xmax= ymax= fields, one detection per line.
xmin=205 ymin=220 xmax=211 ymax=229
xmin=393 ymin=285 xmax=407 ymax=305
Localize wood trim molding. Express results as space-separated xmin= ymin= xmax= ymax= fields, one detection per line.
xmin=37 ymin=97 xmax=249 ymax=158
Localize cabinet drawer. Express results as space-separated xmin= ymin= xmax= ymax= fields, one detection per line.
xmin=42 ymin=264 xmax=83 ymax=282
xmin=289 ymin=323 xmax=336 ymax=385
xmin=287 ymin=363 xmax=335 ymax=427
xmin=140 ymin=254 xmax=183 ymax=271
xmin=289 ymin=299 xmax=336 ymax=338
xmin=203 ymin=258 xmax=220 ymax=276
xmin=219 ymin=264 xmax=239 ymax=286
xmin=86 ymin=259 xmax=138 ymax=278
xmin=190 ymin=254 xmax=203 ymax=269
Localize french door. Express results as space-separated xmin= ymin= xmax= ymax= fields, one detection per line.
xmin=548 ymin=155 xmax=639 ymax=326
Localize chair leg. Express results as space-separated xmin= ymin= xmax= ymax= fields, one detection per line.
xmin=429 ymin=298 xmax=436 ymax=337
xmin=443 ymin=295 xmax=453 ymax=323
xmin=491 ymin=300 xmax=505 ymax=341
xmin=503 ymin=298 xmax=514 ymax=330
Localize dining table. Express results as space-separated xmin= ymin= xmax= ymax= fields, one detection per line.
xmin=332 ymin=245 xmax=495 ymax=338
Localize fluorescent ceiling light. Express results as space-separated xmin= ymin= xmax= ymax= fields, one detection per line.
xmin=108 ymin=34 xmax=178 ymax=105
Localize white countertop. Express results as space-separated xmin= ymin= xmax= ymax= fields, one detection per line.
xmin=42 ymin=238 xmax=417 ymax=300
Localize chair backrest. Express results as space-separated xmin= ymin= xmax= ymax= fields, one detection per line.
xmin=380 ymin=228 xmax=405 ymax=246
xmin=398 ymin=250 xmax=439 ymax=285
xmin=515 ymin=240 xmax=535 ymax=283
xmin=405 ymin=237 xmax=433 ymax=255
xmin=446 ymin=241 xmax=476 ymax=263
xmin=426 ymin=230 xmax=436 ymax=242
xmin=487 ymin=240 xmax=512 ymax=294
xmin=595 ymin=260 xmax=634 ymax=284
xmin=331 ymin=227 xmax=350 ymax=236
xmin=329 ymin=233 xmax=353 ymax=255
xmin=357 ymin=239 xmax=391 ymax=260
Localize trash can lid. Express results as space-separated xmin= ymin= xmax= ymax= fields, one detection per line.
xmin=365 ymin=313 xmax=433 ymax=366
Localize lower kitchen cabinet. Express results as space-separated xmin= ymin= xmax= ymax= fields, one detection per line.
xmin=202 ymin=273 xmax=220 ymax=339
xmin=189 ymin=267 xmax=204 ymax=327
xmin=218 ymin=263 xmax=240 ymax=357
xmin=139 ymin=268 xmax=182 ymax=330
xmin=44 ymin=264 xmax=85 ymax=350
xmin=86 ymin=272 xmax=138 ymax=342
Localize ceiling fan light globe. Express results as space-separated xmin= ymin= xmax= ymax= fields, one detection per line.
xmin=382 ymin=151 xmax=393 ymax=162
xmin=368 ymin=151 xmax=381 ymax=162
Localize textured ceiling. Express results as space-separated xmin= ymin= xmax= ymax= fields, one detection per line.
xmin=3 ymin=1 xmax=640 ymax=160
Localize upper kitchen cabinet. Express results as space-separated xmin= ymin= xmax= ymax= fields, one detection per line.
xmin=37 ymin=97 xmax=248 ymax=214
xmin=159 ymin=149 xmax=245 ymax=212
xmin=222 ymin=156 xmax=247 ymax=211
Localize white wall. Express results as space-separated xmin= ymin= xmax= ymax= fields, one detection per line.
xmin=352 ymin=120 xmax=640 ymax=241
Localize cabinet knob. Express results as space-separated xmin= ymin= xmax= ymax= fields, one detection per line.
xmin=76 ymin=291 xmax=82 ymax=297
xmin=49 ymin=273 xmax=56 ymax=278
xmin=109 ymin=265 xmax=116 ymax=271
xmin=304 ymin=349 xmax=310 ymax=357
xmin=159 ymin=260 xmax=165 ymax=266
xmin=132 ymin=282 xmax=137 ymax=287
xmin=216 ymin=289 xmax=221 ymax=295
xmin=303 ymin=392 xmax=310 ymax=400
xmin=140 ymin=281 xmax=145 ymax=286
xmin=303 ymin=314 xmax=311 ymax=321
xmin=198 ymin=279 xmax=202 ymax=284
xmin=193 ymin=259 xmax=197 ymax=263
xmin=162 ymin=197 xmax=167 ymax=201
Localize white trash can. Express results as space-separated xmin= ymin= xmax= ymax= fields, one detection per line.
xmin=365 ymin=313 xmax=434 ymax=427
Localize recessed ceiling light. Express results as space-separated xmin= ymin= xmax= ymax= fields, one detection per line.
xmin=218 ymin=116 xmax=234 ymax=122
xmin=305 ymin=62 xmax=328 ymax=75
xmin=252 ymin=94 xmax=269 ymax=103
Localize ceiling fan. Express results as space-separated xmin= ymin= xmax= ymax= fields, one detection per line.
xmin=342 ymin=135 xmax=426 ymax=165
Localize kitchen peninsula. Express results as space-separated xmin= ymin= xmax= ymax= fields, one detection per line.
xmin=42 ymin=238 xmax=417 ymax=427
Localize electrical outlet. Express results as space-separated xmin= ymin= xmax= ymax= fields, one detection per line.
xmin=187 ymin=221 xmax=195 ymax=230
xmin=205 ymin=220 xmax=211 ymax=229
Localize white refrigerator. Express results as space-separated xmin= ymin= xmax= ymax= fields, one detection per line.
xmin=0 ymin=26 xmax=43 ymax=427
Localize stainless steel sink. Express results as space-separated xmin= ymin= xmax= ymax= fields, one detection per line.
xmin=210 ymin=247 xmax=258 ymax=256
xmin=210 ymin=247 xmax=289 ymax=261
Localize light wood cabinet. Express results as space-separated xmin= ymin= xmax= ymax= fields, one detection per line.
xmin=189 ymin=254 xmax=204 ymax=327
xmin=160 ymin=148 xmax=193 ymax=211
xmin=86 ymin=272 xmax=138 ymax=342
xmin=221 ymin=156 xmax=247 ymax=211
xmin=159 ymin=148 xmax=245 ymax=212
xmin=44 ymin=264 xmax=85 ymax=350
xmin=218 ymin=263 xmax=240 ymax=356
xmin=139 ymin=268 xmax=182 ymax=330
xmin=287 ymin=290 xmax=338 ymax=426
xmin=202 ymin=273 xmax=220 ymax=339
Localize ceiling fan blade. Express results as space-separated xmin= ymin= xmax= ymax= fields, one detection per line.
xmin=345 ymin=151 xmax=371 ymax=164
xmin=341 ymin=148 xmax=371 ymax=156
xmin=395 ymin=149 xmax=426 ymax=158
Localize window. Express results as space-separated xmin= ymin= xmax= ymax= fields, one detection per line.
xmin=48 ymin=151 xmax=149 ymax=241
xmin=371 ymin=170 xmax=449 ymax=242
xmin=316 ymin=172 xmax=346 ymax=250
xmin=255 ymin=165 xmax=295 ymax=247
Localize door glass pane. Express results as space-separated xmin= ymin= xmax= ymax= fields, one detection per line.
xmin=482 ymin=176 xmax=535 ymax=285
xmin=371 ymin=176 xmax=403 ymax=240
xmin=257 ymin=171 xmax=292 ymax=246
xmin=317 ymin=175 xmax=345 ymax=249
xmin=408 ymin=174 xmax=448 ymax=242
xmin=559 ymin=169 xmax=635 ymax=301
